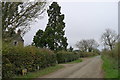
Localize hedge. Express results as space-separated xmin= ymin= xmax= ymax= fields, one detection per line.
xmin=56 ymin=51 xmax=80 ymax=63
xmin=2 ymin=45 xmax=80 ymax=78
xmin=79 ymin=52 xmax=98 ymax=57
xmin=2 ymin=45 xmax=56 ymax=78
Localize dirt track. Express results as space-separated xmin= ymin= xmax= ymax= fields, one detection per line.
xmin=40 ymin=56 xmax=103 ymax=78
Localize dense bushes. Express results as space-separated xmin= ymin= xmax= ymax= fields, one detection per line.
xmin=56 ymin=51 xmax=80 ymax=63
xmin=2 ymin=45 xmax=56 ymax=78
xmin=79 ymin=52 xmax=98 ymax=57
xmin=102 ymin=42 xmax=119 ymax=60
xmin=101 ymin=42 xmax=119 ymax=78
xmin=2 ymin=45 xmax=80 ymax=78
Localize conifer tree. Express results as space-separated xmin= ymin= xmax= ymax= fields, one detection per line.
xmin=33 ymin=2 xmax=68 ymax=51
xmin=45 ymin=2 xmax=68 ymax=51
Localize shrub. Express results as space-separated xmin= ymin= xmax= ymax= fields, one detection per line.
xmin=2 ymin=44 xmax=57 ymax=78
xmin=79 ymin=52 xmax=98 ymax=57
xmin=56 ymin=51 xmax=79 ymax=63
xmin=102 ymin=42 xmax=119 ymax=60
xmin=2 ymin=57 xmax=15 ymax=78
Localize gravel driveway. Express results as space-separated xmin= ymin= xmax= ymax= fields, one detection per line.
xmin=39 ymin=56 xmax=103 ymax=78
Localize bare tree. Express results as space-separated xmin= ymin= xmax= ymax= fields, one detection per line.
xmin=101 ymin=28 xmax=119 ymax=50
xmin=76 ymin=40 xmax=88 ymax=52
xmin=75 ymin=39 xmax=99 ymax=52
xmin=87 ymin=39 xmax=99 ymax=52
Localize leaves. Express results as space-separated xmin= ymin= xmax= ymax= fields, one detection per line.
xmin=33 ymin=2 xmax=68 ymax=51
xmin=2 ymin=1 xmax=47 ymax=39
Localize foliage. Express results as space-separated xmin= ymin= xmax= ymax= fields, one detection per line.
xmin=102 ymin=42 xmax=119 ymax=59
xmin=2 ymin=1 xmax=47 ymax=41
xmin=14 ymin=65 xmax=64 ymax=79
xmin=65 ymin=59 xmax=82 ymax=64
xmin=79 ymin=52 xmax=98 ymax=57
xmin=76 ymin=39 xmax=99 ymax=52
xmin=2 ymin=44 xmax=79 ymax=78
xmin=33 ymin=2 xmax=68 ymax=51
xmin=69 ymin=46 xmax=73 ymax=52
xmin=102 ymin=55 xmax=118 ymax=78
xmin=101 ymin=42 xmax=119 ymax=78
xmin=56 ymin=51 xmax=80 ymax=63
xmin=2 ymin=44 xmax=56 ymax=78
xmin=2 ymin=57 xmax=15 ymax=78
xmin=32 ymin=29 xmax=44 ymax=48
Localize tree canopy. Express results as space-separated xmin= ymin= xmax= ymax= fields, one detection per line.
xmin=76 ymin=39 xmax=99 ymax=52
xmin=2 ymin=1 xmax=47 ymax=42
xmin=33 ymin=2 xmax=68 ymax=51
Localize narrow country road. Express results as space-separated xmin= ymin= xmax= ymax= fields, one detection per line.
xmin=39 ymin=56 xmax=103 ymax=78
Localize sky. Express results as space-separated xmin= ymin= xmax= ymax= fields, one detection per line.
xmin=23 ymin=0 xmax=118 ymax=50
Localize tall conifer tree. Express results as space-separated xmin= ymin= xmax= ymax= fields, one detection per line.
xmin=45 ymin=2 xmax=68 ymax=51
xmin=33 ymin=2 xmax=68 ymax=51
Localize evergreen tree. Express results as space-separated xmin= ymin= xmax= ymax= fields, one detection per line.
xmin=45 ymin=2 xmax=68 ymax=51
xmin=33 ymin=29 xmax=44 ymax=48
xmin=33 ymin=2 xmax=68 ymax=51
xmin=69 ymin=46 xmax=73 ymax=52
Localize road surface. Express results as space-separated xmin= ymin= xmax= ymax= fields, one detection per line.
xmin=40 ymin=56 xmax=103 ymax=78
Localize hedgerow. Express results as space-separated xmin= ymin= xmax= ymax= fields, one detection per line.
xmin=2 ymin=44 xmax=56 ymax=78
xmin=79 ymin=52 xmax=98 ymax=57
xmin=101 ymin=42 xmax=119 ymax=78
xmin=2 ymin=45 xmax=80 ymax=78
xmin=56 ymin=51 xmax=80 ymax=63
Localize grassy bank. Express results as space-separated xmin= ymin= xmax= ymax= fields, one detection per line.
xmin=14 ymin=65 xmax=64 ymax=80
xmin=65 ymin=58 xmax=82 ymax=64
xmin=102 ymin=55 xmax=118 ymax=78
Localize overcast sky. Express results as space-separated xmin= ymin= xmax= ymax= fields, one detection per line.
xmin=23 ymin=0 xmax=118 ymax=50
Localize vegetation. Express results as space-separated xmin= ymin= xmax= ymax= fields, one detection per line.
xmin=102 ymin=55 xmax=118 ymax=78
xmin=14 ymin=65 xmax=64 ymax=79
xmin=68 ymin=46 xmax=73 ymax=52
xmin=56 ymin=51 xmax=80 ymax=63
xmin=76 ymin=39 xmax=99 ymax=52
xmin=101 ymin=28 xmax=119 ymax=50
xmin=79 ymin=52 xmax=99 ymax=57
xmin=2 ymin=44 xmax=56 ymax=78
xmin=33 ymin=2 xmax=68 ymax=51
xmin=2 ymin=44 xmax=80 ymax=78
xmin=3 ymin=1 xmax=118 ymax=79
xmin=2 ymin=1 xmax=47 ymax=41
xmin=65 ymin=59 xmax=82 ymax=64
xmin=101 ymin=37 xmax=119 ymax=78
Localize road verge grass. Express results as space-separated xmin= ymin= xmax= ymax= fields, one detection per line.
xmin=14 ymin=65 xmax=64 ymax=80
xmin=102 ymin=55 xmax=118 ymax=78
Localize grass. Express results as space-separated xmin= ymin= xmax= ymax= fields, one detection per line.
xmin=65 ymin=59 xmax=82 ymax=64
xmin=14 ymin=65 xmax=64 ymax=80
xmin=102 ymin=55 xmax=118 ymax=78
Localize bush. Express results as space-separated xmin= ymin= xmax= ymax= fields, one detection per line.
xmin=2 ymin=57 xmax=15 ymax=78
xmin=56 ymin=51 xmax=80 ymax=63
xmin=79 ymin=52 xmax=97 ymax=57
xmin=102 ymin=42 xmax=119 ymax=60
xmin=2 ymin=44 xmax=57 ymax=78
xmin=34 ymin=49 xmax=56 ymax=69
xmin=101 ymin=42 xmax=119 ymax=78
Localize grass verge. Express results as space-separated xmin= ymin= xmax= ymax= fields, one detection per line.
xmin=14 ymin=65 xmax=64 ymax=80
xmin=65 ymin=59 xmax=82 ymax=64
xmin=102 ymin=55 xmax=118 ymax=78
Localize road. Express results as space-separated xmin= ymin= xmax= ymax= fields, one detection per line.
xmin=40 ymin=56 xmax=103 ymax=78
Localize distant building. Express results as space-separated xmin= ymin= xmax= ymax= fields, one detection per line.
xmin=12 ymin=29 xmax=24 ymax=46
